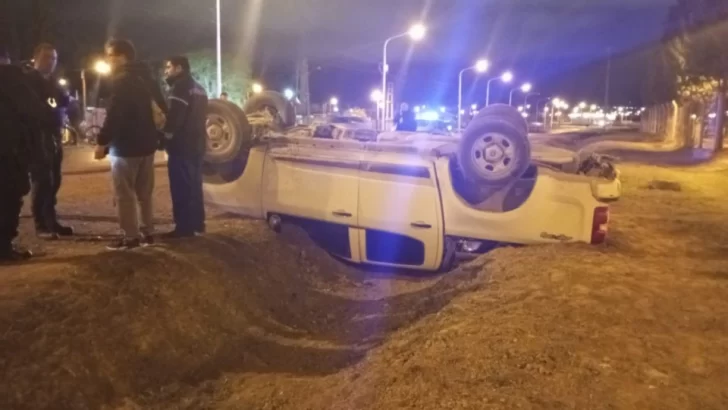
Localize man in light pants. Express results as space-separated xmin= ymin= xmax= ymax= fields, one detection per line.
xmin=95 ymin=39 xmax=167 ymax=250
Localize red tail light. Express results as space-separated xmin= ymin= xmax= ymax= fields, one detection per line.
xmin=591 ymin=206 xmax=609 ymax=244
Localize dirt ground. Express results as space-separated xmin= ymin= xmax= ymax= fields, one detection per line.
xmin=1 ymin=151 xmax=728 ymax=410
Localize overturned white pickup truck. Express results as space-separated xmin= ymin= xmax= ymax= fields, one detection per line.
xmin=202 ymin=92 xmax=620 ymax=272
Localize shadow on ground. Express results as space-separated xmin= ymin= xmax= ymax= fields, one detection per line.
xmin=0 ymin=224 xmax=484 ymax=410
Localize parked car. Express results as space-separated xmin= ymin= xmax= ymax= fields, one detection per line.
xmin=202 ymin=95 xmax=621 ymax=272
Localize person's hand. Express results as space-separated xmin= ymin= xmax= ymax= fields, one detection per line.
xmin=94 ymin=144 xmax=107 ymax=160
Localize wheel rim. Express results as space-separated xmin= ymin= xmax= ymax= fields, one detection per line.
xmin=206 ymin=113 xmax=235 ymax=155
xmin=469 ymin=132 xmax=518 ymax=179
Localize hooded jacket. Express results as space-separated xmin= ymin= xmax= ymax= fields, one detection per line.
xmin=97 ymin=62 xmax=168 ymax=157
xmin=164 ymin=72 xmax=208 ymax=158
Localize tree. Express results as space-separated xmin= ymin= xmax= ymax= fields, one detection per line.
xmin=187 ymin=49 xmax=252 ymax=104
xmin=657 ymin=0 xmax=728 ymax=150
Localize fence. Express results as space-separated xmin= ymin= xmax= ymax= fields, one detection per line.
xmin=641 ymin=93 xmax=726 ymax=150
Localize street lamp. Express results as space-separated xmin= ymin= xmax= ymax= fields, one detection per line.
xmin=330 ymin=97 xmax=339 ymax=106
xmin=81 ymin=60 xmax=112 ymax=113
xmin=94 ymin=60 xmax=111 ymax=75
xmin=486 ymin=71 xmax=513 ymax=106
xmin=251 ymin=83 xmax=263 ymax=94
xmin=457 ymin=58 xmax=489 ymax=130
xmin=381 ymin=22 xmax=426 ymax=129
xmin=58 ymin=78 xmax=68 ymax=87
xmin=508 ymin=82 xmax=532 ymax=106
xmin=283 ymin=88 xmax=295 ymax=100
xmin=370 ymin=89 xmax=383 ymax=102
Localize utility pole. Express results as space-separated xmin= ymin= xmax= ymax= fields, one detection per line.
xmin=297 ymin=58 xmax=311 ymax=121
xmin=215 ymin=0 xmax=222 ymax=97
xmin=604 ymin=47 xmax=612 ymax=111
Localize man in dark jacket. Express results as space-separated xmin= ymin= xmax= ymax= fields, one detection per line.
xmin=0 ymin=45 xmax=55 ymax=261
xmin=394 ymin=102 xmax=417 ymax=131
xmin=95 ymin=39 xmax=167 ymax=250
xmin=25 ymin=43 xmax=73 ymax=239
xmin=162 ymin=55 xmax=208 ymax=237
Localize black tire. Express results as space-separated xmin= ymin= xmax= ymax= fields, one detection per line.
xmin=243 ymin=91 xmax=296 ymax=130
xmin=205 ymin=99 xmax=252 ymax=164
xmin=457 ymin=118 xmax=531 ymax=186
xmin=475 ymin=104 xmax=529 ymax=136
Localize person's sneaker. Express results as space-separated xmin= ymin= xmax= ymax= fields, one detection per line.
xmin=141 ymin=235 xmax=155 ymax=247
xmin=0 ymin=246 xmax=33 ymax=262
xmin=106 ymin=238 xmax=140 ymax=251
xmin=53 ymin=224 xmax=74 ymax=237
xmin=160 ymin=230 xmax=196 ymax=239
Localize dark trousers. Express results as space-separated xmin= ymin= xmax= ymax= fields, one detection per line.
xmin=0 ymin=156 xmax=30 ymax=249
xmin=167 ymin=154 xmax=206 ymax=234
xmin=30 ymin=148 xmax=63 ymax=230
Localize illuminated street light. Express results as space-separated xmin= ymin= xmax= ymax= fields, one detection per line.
xmin=471 ymin=104 xmax=478 ymax=110
xmin=252 ymin=83 xmax=263 ymax=94
xmin=408 ymin=23 xmax=427 ymax=41
xmin=283 ymin=88 xmax=295 ymax=100
xmin=94 ymin=60 xmax=111 ymax=75
xmin=579 ymin=102 xmax=587 ymax=109
xmin=440 ymin=106 xmax=446 ymax=113
xmin=330 ymin=97 xmax=339 ymax=105
xmin=509 ymin=82 xmax=532 ymax=106
xmin=381 ymin=22 xmax=427 ymax=130
xmin=457 ymin=58 xmax=489 ymax=129
xmin=81 ymin=60 xmax=112 ymax=113
xmin=486 ymin=71 xmax=514 ymax=106
xmin=590 ymin=104 xmax=598 ymax=111
xmin=370 ymin=89 xmax=383 ymax=102
xmin=58 ymin=78 xmax=68 ymax=87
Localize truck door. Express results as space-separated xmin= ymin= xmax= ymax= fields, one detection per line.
xmin=357 ymin=160 xmax=443 ymax=270
xmin=262 ymin=145 xmax=361 ymax=261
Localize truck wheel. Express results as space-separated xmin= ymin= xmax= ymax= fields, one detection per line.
xmin=457 ymin=118 xmax=531 ymax=187
xmin=205 ymin=99 xmax=252 ymax=164
xmin=243 ymin=91 xmax=296 ymax=131
xmin=474 ymin=104 xmax=529 ymax=135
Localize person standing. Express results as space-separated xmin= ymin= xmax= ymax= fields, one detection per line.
xmin=394 ymin=102 xmax=417 ymax=132
xmin=162 ymin=56 xmax=208 ymax=238
xmin=95 ymin=39 xmax=167 ymax=250
xmin=0 ymin=44 xmax=55 ymax=261
xmin=24 ymin=43 xmax=73 ymax=239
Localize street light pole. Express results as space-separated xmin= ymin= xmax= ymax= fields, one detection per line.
xmin=486 ymin=77 xmax=497 ymax=107
xmin=457 ymin=59 xmax=489 ymax=130
xmin=524 ymin=92 xmax=540 ymax=109
xmin=381 ymin=35 xmax=398 ymax=130
xmin=81 ymin=69 xmax=87 ymax=114
xmin=508 ymin=88 xmax=517 ymax=106
xmin=215 ymin=0 xmax=222 ymax=97
xmin=380 ymin=23 xmax=426 ymax=130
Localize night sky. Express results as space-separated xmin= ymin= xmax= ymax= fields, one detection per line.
xmin=11 ymin=0 xmax=678 ymax=106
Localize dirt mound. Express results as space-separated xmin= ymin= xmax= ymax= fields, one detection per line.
xmin=0 ymin=217 xmax=481 ymax=410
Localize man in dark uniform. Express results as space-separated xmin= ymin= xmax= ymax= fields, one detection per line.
xmin=0 ymin=45 xmax=55 ymax=261
xmin=394 ymin=102 xmax=417 ymax=131
xmin=24 ymin=43 xmax=73 ymax=239
xmin=162 ymin=56 xmax=208 ymax=238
